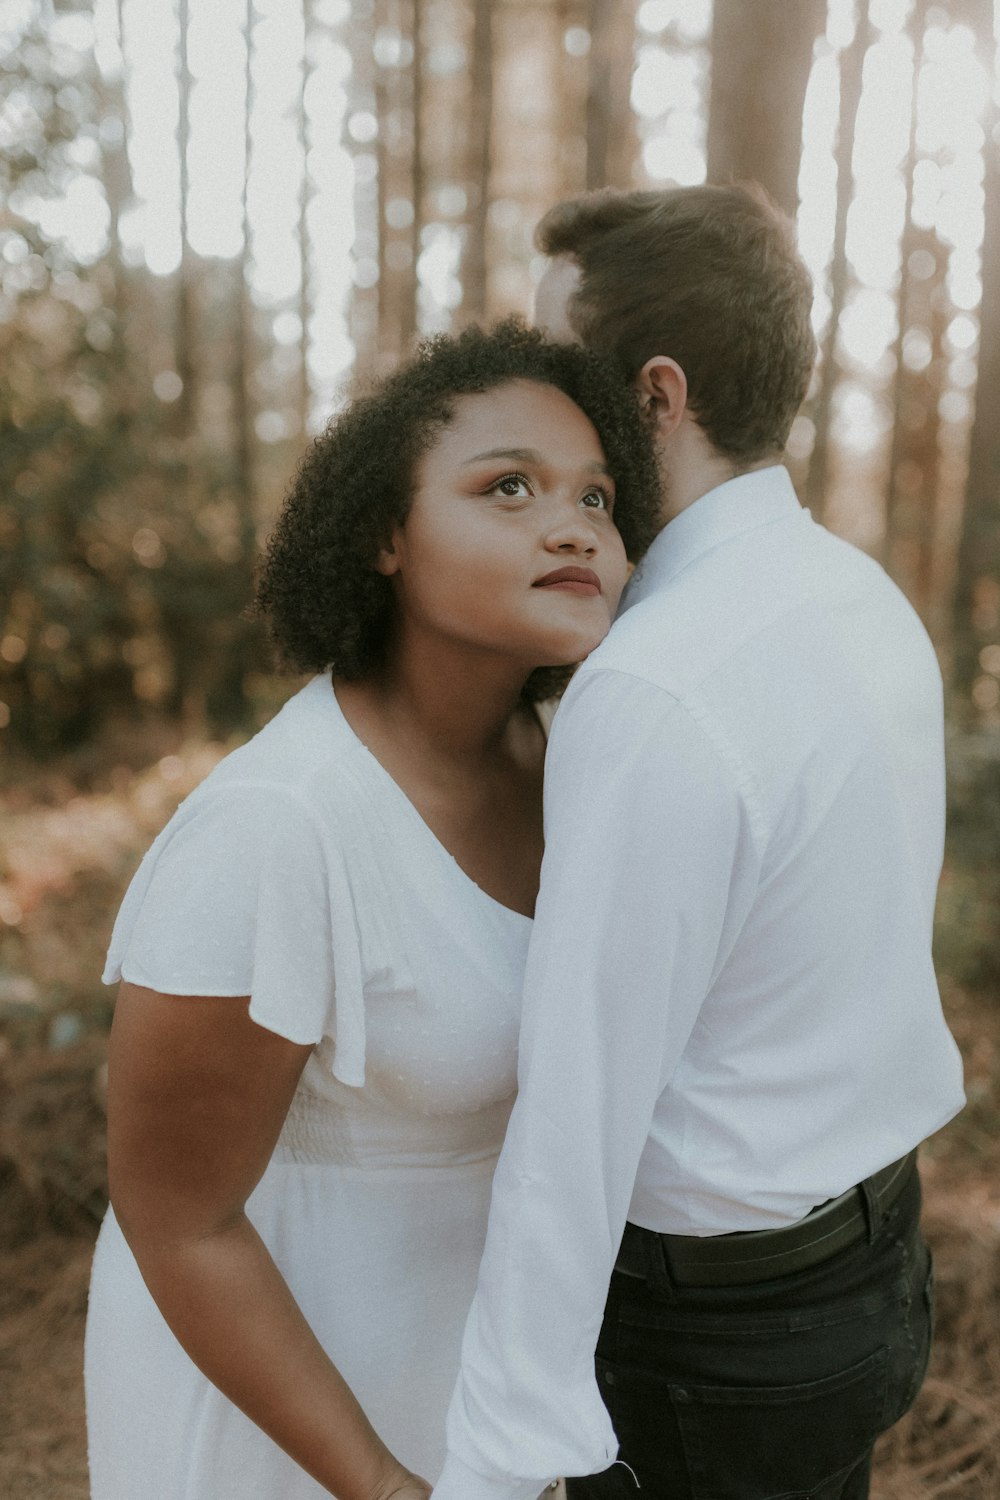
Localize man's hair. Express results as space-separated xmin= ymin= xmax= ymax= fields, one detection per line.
xmin=253 ymin=319 xmax=661 ymax=699
xmin=536 ymin=183 xmax=816 ymax=465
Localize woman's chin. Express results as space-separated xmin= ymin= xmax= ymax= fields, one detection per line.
xmin=529 ymin=623 xmax=613 ymax=669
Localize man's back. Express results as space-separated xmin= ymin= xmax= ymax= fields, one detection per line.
xmin=580 ymin=465 xmax=962 ymax=1230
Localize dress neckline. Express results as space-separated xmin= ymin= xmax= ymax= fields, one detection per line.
xmin=318 ymin=676 xmax=534 ymax=926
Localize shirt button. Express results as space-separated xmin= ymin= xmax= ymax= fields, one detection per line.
xmin=674 ymin=1387 xmax=692 ymax=1402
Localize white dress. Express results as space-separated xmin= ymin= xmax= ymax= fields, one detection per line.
xmin=85 ymin=674 xmax=533 ymax=1498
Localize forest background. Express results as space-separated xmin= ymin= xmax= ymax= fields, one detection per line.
xmin=2 ymin=0 xmax=1000 ymax=1495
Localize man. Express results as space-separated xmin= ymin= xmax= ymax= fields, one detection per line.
xmin=430 ymin=184 xmax=965 ymax=1500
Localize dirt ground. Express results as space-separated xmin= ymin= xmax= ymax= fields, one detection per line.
xmin=1 ymin=991 xmax=998 ymax=1500
xmin=0 ymin=1039 xmax=105 ymax=1500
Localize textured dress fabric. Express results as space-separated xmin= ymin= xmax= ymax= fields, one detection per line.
xmin=85 ymin=674 xmax=532 ymax=1498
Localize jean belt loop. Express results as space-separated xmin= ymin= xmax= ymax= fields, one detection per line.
xmin=641 ymin=1229 xmax=676 ymax=1299
xmin=859 ymin=1174 xmax=883 ymax=1243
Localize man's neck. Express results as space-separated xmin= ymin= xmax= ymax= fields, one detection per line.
xmin=656 ymin=441 xmax=780 ymax=529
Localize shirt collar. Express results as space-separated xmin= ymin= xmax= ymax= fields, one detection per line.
xmin=619 ymin=464 xmax=805 ymax=614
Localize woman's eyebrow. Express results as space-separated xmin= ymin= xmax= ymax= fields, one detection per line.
xmin=464 ymin=446 xmax=613 ymax=477
xmin=464 ymin=446 xmax=543 ymax=465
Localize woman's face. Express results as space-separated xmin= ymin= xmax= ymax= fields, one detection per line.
xmin=380 ymin=379 xmax=630 ymax=671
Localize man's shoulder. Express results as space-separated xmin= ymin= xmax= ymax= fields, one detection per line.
xmin=577 ymin=559 xmax=756 ymax=702
xmin=590 ymin=513 xmax=928 ymax=700
xmin=575 ymin=604 xmax=676 ymax=690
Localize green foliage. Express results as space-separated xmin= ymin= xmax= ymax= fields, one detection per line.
xmin=0 ymin=392 xmax=267 ymax=751
xmin=0 ymin=284 xmax=267 ymax=750
xmin=1 ymin=402 xmax=133 ymax=746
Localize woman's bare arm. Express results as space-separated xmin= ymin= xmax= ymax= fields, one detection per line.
xmin=107 ymin=981 xmax=429 ymax=1500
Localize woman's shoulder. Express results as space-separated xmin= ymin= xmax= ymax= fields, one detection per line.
xmin=179 ymin=674 xmax=361 ymax=821
xmin=207 ymin=674 xmax=339 ymax=783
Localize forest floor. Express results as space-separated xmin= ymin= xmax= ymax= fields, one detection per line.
xmin=1 ymin=741 xmax=999 ymax=1498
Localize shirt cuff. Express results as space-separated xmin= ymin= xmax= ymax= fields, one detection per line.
xmin=431 ymin=1452 xmax=554 ymax=1500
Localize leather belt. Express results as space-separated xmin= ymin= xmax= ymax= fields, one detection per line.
xmin=614 ymin=1150 xmax=918 ymax=1289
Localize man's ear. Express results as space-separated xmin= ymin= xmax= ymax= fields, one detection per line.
xmin=636 ymin=356 xmax=688 ymax=439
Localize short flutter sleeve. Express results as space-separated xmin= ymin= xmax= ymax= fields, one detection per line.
xmin=103 ymin=780 xmax=367 ymax=1086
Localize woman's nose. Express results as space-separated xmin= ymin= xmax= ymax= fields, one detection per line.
xmin=543 ymin=509 xmax=598 ymax=555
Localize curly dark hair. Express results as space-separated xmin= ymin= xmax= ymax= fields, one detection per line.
xmin=253 ymin=319 xmax=661 ymax=699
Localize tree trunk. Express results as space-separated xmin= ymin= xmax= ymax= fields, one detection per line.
xmin=952 ymin=73 xmax=1000 ymax=702
xmin=373 ymin=0 xmax=391 ymax=358
xmin=345 ymin=0 xmax=379 ymax=379
xmin=462 ymin=0 xmax=493 ymax=321
xmin=706 ymin=0 xmax=826 ymax=214
xmin=406 ymin=0 xmax=424 ymax=346
xmin=298 ymin=0 xmax=314 ymax=437
xmin=884 ymin=230 xmax=946 ymax=620
xmin=883 ymin=0 xmax=930 ymax=585
xmin=175 ymin=0 xmax=195 ymax=434
xmin=804 ymin=1 xmax=872 ymax=521
xmin=373 ymin=0 xmax=422 ymax=364
xmin=97 ymin=0 xmax=134 ymax=419
xmin=586 ymin=0 xmax=638 ymax=190
xmin=485 ymin=0 xmax=584 ymax=318
xmin=233 ymin=0 xmax=255 ymax=546
xmin=911 ymin=264 xmax=946 ymax=623
xmin=555 ymin=0 xmax=589 ymax=203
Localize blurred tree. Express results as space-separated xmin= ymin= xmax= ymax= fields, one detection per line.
xmin=0 ymin=5 xmax=267 ymax=751
xmin=235 ymin=0 xmax=255 ymax=505
xmin=174 ymin=0 xmax=195 ymax=434
xmin=94 ymin=0 xmax=134 ymax=417
xmin=298 ymin=0 xmax=313 ymax=436
xmin=952 ymin=59 xmax=1000 ymax=708
xmin=409 ymin=0 xmax=424 ymax=347
xmin=706 ymin=0 xmax=826 ymax=214
xmin=462 ymin=0 xmax=493 ymax=320
xmin=487 ymin=0 xmax=575 ymax=319
xmin=885 ymin=229 xmax=947 ymax=624
xmin=0 ymin=14 xmax=135 ymax=747
xmin=0 ymin=404 xmax=136 ymax=749
xmin=374 ymin=0 xmax=424 ymax=363
xmin=882 ymin=0 xmax=932 ymax=595
xmin=345 ymin=0 xmax=380 ymax=377
xmin=805 ymin=0 xmax=873 ymax=521
xmin=586 ymin=0 xmax=638 ymax=190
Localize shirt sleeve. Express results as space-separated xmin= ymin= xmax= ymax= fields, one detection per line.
xmin=103 ymin=779 xmax=368 ymax=1085
xmin=432 ymin=668 xmax=761 ymax=1499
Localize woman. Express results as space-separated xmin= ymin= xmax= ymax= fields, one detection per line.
xmin=85 ymin=321 xmax=660 ymax=1500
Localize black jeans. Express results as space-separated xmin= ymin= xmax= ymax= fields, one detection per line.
xmin=566 ymin=1168 xmax=933 ymax=1500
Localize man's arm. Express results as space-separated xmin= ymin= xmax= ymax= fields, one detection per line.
xmin=432 ymin=669 xmax=761 ymax=1500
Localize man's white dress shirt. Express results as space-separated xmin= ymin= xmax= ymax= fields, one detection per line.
xmin=431 ymin=467 xmax=965 ymax=1500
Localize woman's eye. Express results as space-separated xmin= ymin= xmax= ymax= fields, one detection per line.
xmin=580 ymin=488 xmax=613 ymax=511
xmin=490 ymin=473 xmax=531 ymax=498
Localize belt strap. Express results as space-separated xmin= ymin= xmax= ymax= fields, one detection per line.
xmin=615 ymin=1150 xmax=918 ymax=1289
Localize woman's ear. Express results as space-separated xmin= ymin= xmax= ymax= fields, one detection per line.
xmin=374 ymin=528 xmax=403 ymax=576
xmin=636 ymin=356 xmax=688 ymax=439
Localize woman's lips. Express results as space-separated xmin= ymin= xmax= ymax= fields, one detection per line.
xmin=533 ymin=567 xmax=602 ymax=596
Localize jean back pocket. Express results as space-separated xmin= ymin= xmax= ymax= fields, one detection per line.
xmin=669 ymin=1344 xmax=889 ymax=1499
